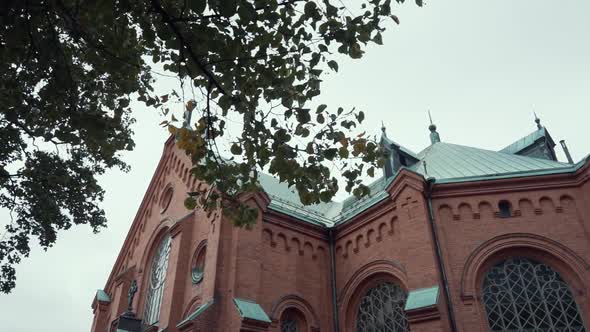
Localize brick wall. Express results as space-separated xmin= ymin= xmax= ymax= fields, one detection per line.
xmin=91 ymin=143 xmax=590 ymax=332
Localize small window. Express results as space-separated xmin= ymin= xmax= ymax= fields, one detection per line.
xmin=159 ymin=185 xmax=174 ymax=214
xmin=192 ymin=245 xmax=206 ymax=284
xmin=498 ymin=200 xmax=512 ymax=218
xmin=399 ymin=154 xmax=407 ymax=167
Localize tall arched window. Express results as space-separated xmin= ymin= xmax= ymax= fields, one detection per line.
xmin=483 ymin=257 xmax=586 ymax=331
xmin=355 ymin=282 xmax=409 ymax=332
xmin=191 ymin=242 xmax=206 ymax=285
xmin=143 ymin=233 xmax=172 ymax=326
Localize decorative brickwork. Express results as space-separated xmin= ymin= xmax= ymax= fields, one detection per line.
xmin=91 ymin=134 xmax=590 ymax=332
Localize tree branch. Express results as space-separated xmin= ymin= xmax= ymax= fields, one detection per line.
xmin=150 ymin=0 xmax=230 ymax=97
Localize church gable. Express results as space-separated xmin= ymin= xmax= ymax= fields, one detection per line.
xmin=103 ymin=137 xmax=207 ymax=298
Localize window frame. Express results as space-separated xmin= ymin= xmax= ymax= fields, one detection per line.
xmin=481 ymin=257 xmax=586 ymax=332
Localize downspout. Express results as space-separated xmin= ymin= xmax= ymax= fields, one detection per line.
xmin=425 ymin=177 xmax=458 ymax=332
xmin=329 ymin=229 xmax=340 ymax=332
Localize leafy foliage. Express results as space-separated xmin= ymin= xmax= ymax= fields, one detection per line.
xmin=0 ymin=0 xmax=420 ymax=292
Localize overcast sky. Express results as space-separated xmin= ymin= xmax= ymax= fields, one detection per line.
xmin=1 ymin=1 xmax=589 ymax=331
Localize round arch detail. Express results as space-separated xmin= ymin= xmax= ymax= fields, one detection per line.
xmin=460 ymin=232 xmax=590 ymax=302
xmin=270 ymin=294 xmax=320 ymax=332
xmin=338 ymin=260 xmax=408 ymax=331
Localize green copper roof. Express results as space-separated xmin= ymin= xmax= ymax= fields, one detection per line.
xmin=259 ymin=173 xmax=341 ymax=226
xmin=500 ymin=127 xmax=549 ymax=154
xmin=404 ymin=286 xmax=439 ymax=311
xmin=176 ymin=299 xmax=214 ymax=328
xmin=233 ymin=298 xmax=271 ymax=323
xmin=96 ymin=289 xmax=111 ymax=303
xmin=258 ymin=131 xmax=584 ymax=227
xmin=410 ymin=142 xmax=569 ymax=182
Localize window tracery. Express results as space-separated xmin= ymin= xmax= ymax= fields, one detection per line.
xmin=281 ymin=318 xmax=298 ymax=332
xmin=483 ymin=257 xmax=586 ymax=332
xmin=143 ymin=233 xmax=172 ymax=326
xmin=355 ymin=282 xmax=409 ymax=332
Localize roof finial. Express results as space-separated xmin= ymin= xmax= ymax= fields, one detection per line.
xmin=534 ymin=111 xmax=542 ymax=130
xmin=428 ymin=110 xmax=440 ymax=144
xmin=381 ymin=120 xmax=387 ymax=136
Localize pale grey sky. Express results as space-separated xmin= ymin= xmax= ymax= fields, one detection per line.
xmin=1 ymin=1 xmax=589 ymax=331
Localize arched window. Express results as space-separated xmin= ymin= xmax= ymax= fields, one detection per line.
xmin=143 ymin=233 xmax=172 ymax=326
xmin=483 ymin=257 xmax=586 ymax=331
xmin=281 ymin=317 xmax=298 ymax=332
xmin=280 ymin=308 xmax=306 ymax=332
xmin=192 ymin=244 xmax=206 ymax=284
xmin=356 ymin=282 xmax=409 ymax=332
xmin=498 ymin=200 xmax=512 ymax=218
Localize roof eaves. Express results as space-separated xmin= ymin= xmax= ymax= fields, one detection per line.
xmin=267 ymin=196 xmax=333 ymax=227
xmin=334 ymin=191 xmax=389 ymax=226
xmin=263 ymin=154 xmax=590 ymax=228
xmin=434 ymin=163 xmax=583 ymax=184
xmin=233 ymin=298 xmax=271 ymax=323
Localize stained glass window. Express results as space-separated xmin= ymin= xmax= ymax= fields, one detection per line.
xmin=355 ymin=282 xmax=409 ymax=332
xmin=281 ymin=318 xmax=298 ymax=332
xmin=143 ymin=233 xmax=172 ymax=326
xmin=483 ymin=257 xmax=586 ymax=332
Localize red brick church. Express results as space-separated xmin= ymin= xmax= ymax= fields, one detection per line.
xmin=90 ymin=117 xmax=590 ymax=332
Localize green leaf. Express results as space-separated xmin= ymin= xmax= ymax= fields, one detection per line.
xmin=357 ymin=111 xmax=365 ymax=123
xmin=339 ymin=147 xmax=349 ymax=158
xmin=350 ymin=43 xmax=363 ymax=59
xmin=219 ymin=0 xmax=237 ymax=17
xmin=185 ymin=197 xmax=198 ymax=210
xmin=328 ymin=60 xmax=339 ymax=72
xmin=373 ymin=32 xmax=383 ymax=45
xmin=230 ymin=143 xmax=242 ymax=155
xmin=189 ymin=0 xmax=207 ymax=14
xmin=304 ymin=1 xmax=317 ymax=16
xmin=317 ymin=113 xmax=325 ymax=124
xmin=323 ymin=148 xmax=338 ymax=160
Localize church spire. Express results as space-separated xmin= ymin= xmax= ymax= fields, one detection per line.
xmin=428 ymin=110 xmax=441 ymax=144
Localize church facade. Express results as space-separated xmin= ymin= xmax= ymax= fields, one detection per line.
xmin=90 ymin=119 xmax=590 ymax=332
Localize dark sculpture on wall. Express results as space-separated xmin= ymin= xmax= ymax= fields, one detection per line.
xmin=127 ymin=280 xmax=138 ymax=313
